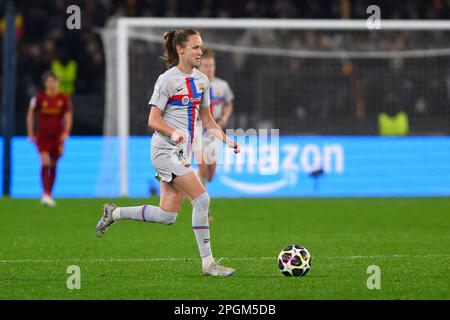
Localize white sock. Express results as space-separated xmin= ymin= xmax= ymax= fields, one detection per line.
xmin=192 ymin=192 xmax=214 ymax=265
xmin=202 ymin=255 xmax=214 ymax=268
xmin=112 ymin=205 xmax=177 ymax=224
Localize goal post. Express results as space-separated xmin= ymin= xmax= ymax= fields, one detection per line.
xmin=117 ymin=19 xmax=129 ymax=197
xmin=107 ymin=18 xmax=450 ymax=197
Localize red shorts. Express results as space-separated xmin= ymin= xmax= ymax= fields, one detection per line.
xmin=36 ymin=135 xmax=64 ymax=160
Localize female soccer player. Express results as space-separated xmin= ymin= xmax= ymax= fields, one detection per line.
xmin=96 ymin=29 xmax=240 ymax=277
xmin=193 ymin=48 xmax=234 ymax=221
xmin=27 ymin=71 xmax=73 ymax=206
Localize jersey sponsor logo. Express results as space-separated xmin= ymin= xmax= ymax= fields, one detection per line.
xmin=181 ymin=96 xmax=202 ymax=106
xmin=190 ymin=97 xmax=202 ymax=105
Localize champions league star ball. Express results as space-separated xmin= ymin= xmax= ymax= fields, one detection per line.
xmin=278 ymin=245 xmax=311 ymax=277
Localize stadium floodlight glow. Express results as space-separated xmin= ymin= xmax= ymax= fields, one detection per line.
xmin=107 ymin=18 xmax=450 ymax=196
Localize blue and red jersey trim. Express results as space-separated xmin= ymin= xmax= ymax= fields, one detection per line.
xmin=166 ymin=77 xmax=203 ymax=152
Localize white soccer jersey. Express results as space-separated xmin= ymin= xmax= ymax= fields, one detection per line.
xmin=149 ymin=67 xmax=210 ymax=151
xmin=201 ymin=77 xmax=234 ymax=121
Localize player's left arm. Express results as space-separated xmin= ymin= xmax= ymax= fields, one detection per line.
xmin=199 ymin=107 xmax=239 ymax=154
xmin=199 ymin=79 xmax=239 ymax=153
xmin=61 ymin=97 xmax=73 ymax=142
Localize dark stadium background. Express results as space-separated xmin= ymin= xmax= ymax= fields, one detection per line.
xmin=1 ymin=0 xmax=449 ymax=137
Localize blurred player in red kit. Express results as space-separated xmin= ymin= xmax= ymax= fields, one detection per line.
xmin=26 ymin=71 xmax=73 ymax=206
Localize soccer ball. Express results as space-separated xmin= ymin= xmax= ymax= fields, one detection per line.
xmin=278 ymin=244 xmax=311 ymax=277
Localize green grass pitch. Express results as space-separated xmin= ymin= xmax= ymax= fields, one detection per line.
xmin=0 ymin=197 xmax=449 ymax=299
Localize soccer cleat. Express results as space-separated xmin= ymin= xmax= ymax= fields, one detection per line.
xmin=41 ymin=194 xmax=56 ymax=207
xmin=202 ymin=258 xmax=235 ymax=277
xmin=96 ymin=203 xmax=117 ymax=237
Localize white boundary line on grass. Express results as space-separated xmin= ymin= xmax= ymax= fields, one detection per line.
xmin=0 ymin=254 xmax=447 ymax=263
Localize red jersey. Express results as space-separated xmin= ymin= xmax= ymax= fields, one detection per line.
xmin=30 ymin=92 xmax=72 ymax=137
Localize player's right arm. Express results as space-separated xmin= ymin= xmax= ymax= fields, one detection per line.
xmin=147 ymin=75 xmax=185 ymax=144
xmin=26 ymin=96 xmax=37 ymax=143
xmin=60 ymin=96 xmax=73 ymax=143
xmin=148 ymin=106 xmax=184 ymax=143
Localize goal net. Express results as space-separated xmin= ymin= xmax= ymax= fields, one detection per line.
xmin=102 ymin=18 xmax=450 ymax=136
xmin=100 ymin=18 xmax=450 ymax=195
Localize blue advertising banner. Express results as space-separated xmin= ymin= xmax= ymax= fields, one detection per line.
xmin=0 ymin=137 xmax=3 ymax=191
xmin=208 ymin=136 xmax=450 ymax=197
xmin=11 ymin=136 xmax=121 ymax=198
xmin=10 ymin=136 xmax=450 ymax=198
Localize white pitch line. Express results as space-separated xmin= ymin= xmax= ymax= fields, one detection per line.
xmin=339 ymin=254 xmax=450 ymax=259
xmin=0 ymin=254 xmax=448 ymax=264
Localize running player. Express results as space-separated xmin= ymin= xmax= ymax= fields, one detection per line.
xmin=26 ymin=71 xmax=73 ymax=206
xmin=96 ymin=29 xmax=240 ymax=276
xmin=193 ymin=48 xmax=234 ymax=221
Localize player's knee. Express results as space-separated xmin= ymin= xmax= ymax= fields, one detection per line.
xmin=191 ymin=192 xmax=210 ymax=213
xmin=40 ymin=157 xmax=50 ymax=167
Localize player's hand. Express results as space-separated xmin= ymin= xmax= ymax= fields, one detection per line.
xmin=171 ymin=129 xmax=186 ymax=144
xmin=60 ymin=132 xmax=69 ymax=143
xmin=28 ymin=134 xmax=36 ymax=144
xmin=232 ymin=142 xmax=240 ymax=154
